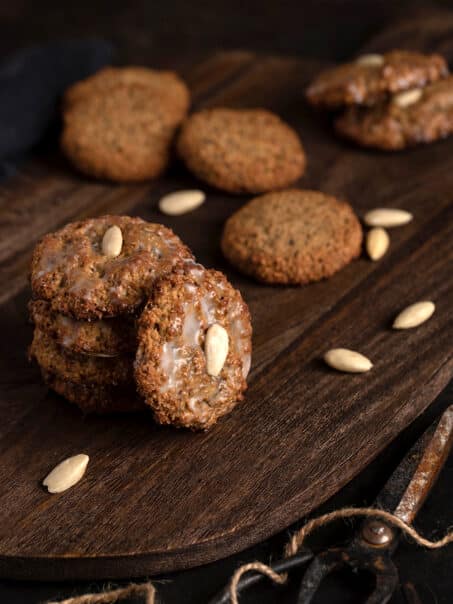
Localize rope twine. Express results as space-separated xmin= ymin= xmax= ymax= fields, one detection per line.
xmin=228 ymin=506 xmax=453 ymax=604
xmin=47 ymin=583 xmax=156 ymax=604
xmin=47 ymin=507 xmax=453 ymax=604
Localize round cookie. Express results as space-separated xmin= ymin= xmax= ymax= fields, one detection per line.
xmin=306 ymin=50 xmax=448 ymax=108
xmin=62 ymin=84 xmax=186 ymax=182
xmin=30 ymin=328 xmax=133 ymax=385
xmin=335 ymin=76 xmax=453 ymax=150
xmin=30 ymin=215 xmax=194 ymax=320
xmin=41 ymin=370 xmax=144 ymax=414
xmin=29 ymin=299 xmax=136 ymax=356
xmin=177 ymin=108 xmax=306 ymax=194
xmin=134 ymin=262 xmax=252 ymax=430
xmin=64 ymin=66 xmax=190 ymax=119
xmin=221 ymin=189 xmax=362 ymax=284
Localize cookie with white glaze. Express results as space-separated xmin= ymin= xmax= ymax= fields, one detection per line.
xmin=30 ymin=215 xmax=194 ymax=320
xmin=306 ymin=50 xmax=448 ymax=108
xmin=134 ymin=262 xmax=252 ymax=430
xmin=30 ymin=328 xmax=133 ymax=386
xmin=335 ymin=75 xmax=453 ymax=150
xmin=29 ymin=299 xmax=137 ymax=356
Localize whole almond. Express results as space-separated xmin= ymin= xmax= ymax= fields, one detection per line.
xmin=393 ymin=301 xmax=435 ymax=329
xmin=356 ymin=53 xmax=384 ymax=67
xmin=324 ymin=348 xmax=373 ymax=373
xmin=366 ymin=227 xmax=390 ymax=261
xmin=364 ymin=208 xmax=413 ymax=228
xmin=205 ymin=324 xmax=229 ymax=377
xmin=43 ymin=454 xmax=89 ymax=494
xmin=393 ymin=88 xmax=423 ymax=108
xmin=102 ymin=225 xmax=123 ymax=257
xmin=159 ymin=190 xmax=206 ymax=216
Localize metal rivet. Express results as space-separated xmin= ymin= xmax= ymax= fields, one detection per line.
xmin=361 ymin=520 xmax=394 ymax=546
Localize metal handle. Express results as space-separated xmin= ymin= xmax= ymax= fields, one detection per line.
xmin=394 ymin=404 xmax=453 ymax=524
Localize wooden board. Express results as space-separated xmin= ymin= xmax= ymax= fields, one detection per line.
xmin=0 ymin=17 xmax=453 ymax=581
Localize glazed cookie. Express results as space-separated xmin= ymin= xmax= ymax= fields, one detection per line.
xmin=177 ymin=108 xmax=306 ymax=193
xmin=64 ymin=66 xmax=190 ymax=119
xmin=30 ymin=329 xmax=133 ymax=385
xmin=41 ymin=370 xmax=144 ymax=414
xmin=306 ymin=50 xmax=448 ymax=108
xmin=62 ymin=83 xmax=187 ymax=182
xmin=335 ymin=76 xmax=453 ymax=150
xmin=134 ymin=263 xmax=252 ymax=430
xmin=30 ymin=215 xmax=193 ymax=320
xmin=29 ymin=299 xmax=136 ymax=356
xmin=221 ymin=189 xmax=362 ymax=284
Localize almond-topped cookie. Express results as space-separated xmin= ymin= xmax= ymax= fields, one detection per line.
xmin=134 ymin=262 xmax=252 ymax=430
xmin=177 ymin=108 xmax=306 ymax=194
xmin=306 ymin=50 xmax=448 ymax=108
xmin=30 ymin=215 xmax=194 ymax=320
xmin=335 ymin=75 xmax=453 ymax=150
xmin=221 ymin=189 xmax=362 ymax=284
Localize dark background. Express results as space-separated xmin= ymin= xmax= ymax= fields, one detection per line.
xmin=1 ymin=1 xmax=452 ymax=602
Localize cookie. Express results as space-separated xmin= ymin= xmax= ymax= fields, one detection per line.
xmin=221 ymin=189 xmax=362 ymax=284
xmin=29 ymin=299 xmax=136 ymax=356
xmin=134 ymin=262 xmax=252 ymax=430
xmin=306 ymin=50 xmax=448 ymax=109
xmin=30 ymin=328 xmax=133 ymax=385
xmin=30 ymin=215 xmax=194 ymax=320
xmin=62 ymin=81 xmax=188 ymax=182
xmin=177 ymin=108 xmax=306 ymax=194
xmin=335 ymin=76 xmax=453 ymax=150
xmin=64 ymin=66 xmax=190 ymax=119
xmin=41 ymin=369 xmax=144 ymax=414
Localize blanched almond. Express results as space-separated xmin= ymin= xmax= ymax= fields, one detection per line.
xmin=102 ymin=225 xmax=123 ymax=257
xmin=356 ymin=54 xmax=384 ymax=67
xmin=43 ymin=454 xmax=89 ymax=494
xmin=366 ymin=227 xmax=390 ymax=261
xmin=324 ymin=348 xmax=373 ymax=373
xmin=205 ymin=324 xmax=229 ymax=377
xmin=393 ymin=301 xmax=435 ymax=329
xmin=393 ymin=88 xmax=422 ymax=108
xmin=364 ymin=208 xmax=413 ymax=228
xmin=159 ymin=190 xmax=206 ymax=216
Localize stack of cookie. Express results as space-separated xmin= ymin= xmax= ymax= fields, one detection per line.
xmin=29 ymin=215 xmax=194 ymax=414
xmin=29 ymin=215 xmax=253 ymax=430
xmin=61 ymin=67 xmax=190 ymax=182
xmin=306 ymin=50 xmax=452 ymax=150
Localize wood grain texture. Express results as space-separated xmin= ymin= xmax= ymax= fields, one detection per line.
xmin=0 ymin=17 xmax=452 ymax=580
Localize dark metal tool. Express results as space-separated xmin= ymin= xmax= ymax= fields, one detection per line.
xmin=297 ymin=403 xmax=453 ymax=604
xmin=208 ymin=404 xmax=453 ymax=604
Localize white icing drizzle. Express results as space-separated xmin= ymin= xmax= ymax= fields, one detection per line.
xmin=158 ymin=266 xmax=252 ymax=420
xmin=160 ymin=342 xmax=186 ymax=392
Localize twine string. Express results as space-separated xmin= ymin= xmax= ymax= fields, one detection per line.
xmin=48 ymin=507 xmax=453 ymax=604
xmin=229 ymin=506 xmax=453 ymax=604
xmin=47 ymin=583 xmax=156 ymax=604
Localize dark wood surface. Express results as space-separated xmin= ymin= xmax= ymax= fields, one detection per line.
xmin=0 ymin=19 xmax=452 ymax=582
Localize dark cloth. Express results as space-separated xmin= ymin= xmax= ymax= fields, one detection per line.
xmin=0 ymin=39 xmax=113 ymax=178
